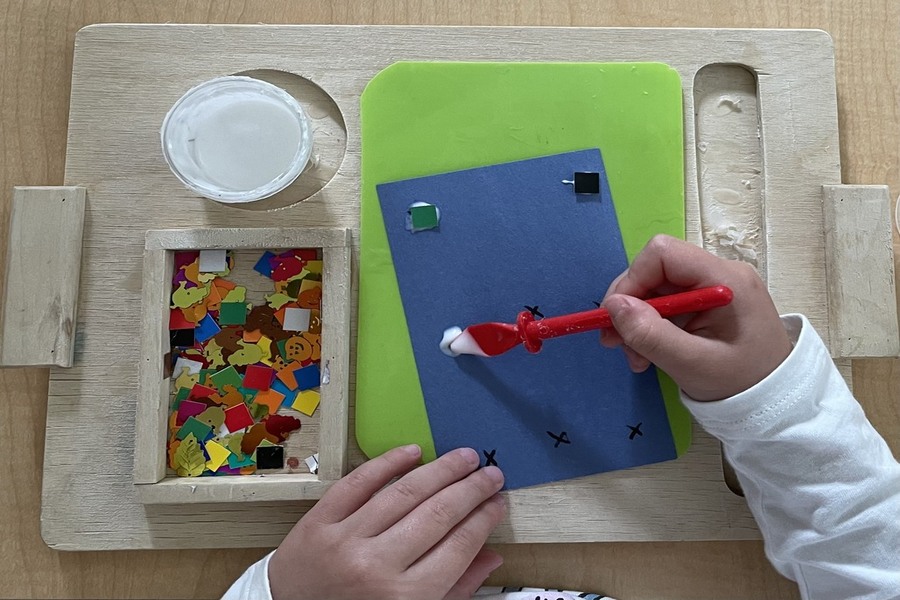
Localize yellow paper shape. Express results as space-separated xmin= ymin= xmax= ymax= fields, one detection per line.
xmin=171 ymin=281 xmax=210 ymax=309
xmin=286 ymin=268 xmax=311 ymax=282
xmin=299 ymin=279 xmax=322 ymax=293
xmin=228 ymin=340 xmax=263 ymax=366
xmin=265 ymin=292 xmax=294 ymax=310
xmin=204 ymin=338 xmax=226 ymax=369
xmin=292 ymin=389 xmax=320 ymax=417
xmin=256 ymin=335 xmax=273 ymax=363
xmin=223 ymin=286 xmax=246 ymax=303
xmin=174 ymin=367 xmax=199 ymax=391
xmin=174 ymin=433 xmax=207 ymax=477
xmin=305 ymin=260 xmax=323 ymax=274
xmin=204 ymin=440 xmax=231 ymax=472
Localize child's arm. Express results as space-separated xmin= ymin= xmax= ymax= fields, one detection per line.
xmin=603 ymin=235 xmax=900 ymax=598
xmin=222 ymin=445 xmax=506 ymax=600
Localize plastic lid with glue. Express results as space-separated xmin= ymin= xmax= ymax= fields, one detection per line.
xmin=161 ymin=76 xmax=312 ymax=204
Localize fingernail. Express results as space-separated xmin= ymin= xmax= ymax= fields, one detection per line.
xmin=604 ymin=295 xmax=631 ymax=316
xmin=483 ymin=465 xmax=504 ymax=486
xmin=458 ymin=447 xmax=480 ymax=466
xmin=487 ymin=552 xmax=504 ymax=571
xmin=400 ymin=444 xmax=421 ymax=458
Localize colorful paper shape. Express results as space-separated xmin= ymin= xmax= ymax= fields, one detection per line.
xmin=243 ymin=364 xmax=275 ymax=391
xmin=291 ymin=389 xmax=320 ymax=417
xmin=204 ymin=440 xmax=231 ymax=472
xmin=194 ymin=313 xmax=221 ymax=343
xmin=224 ymin=403 xmax=254 ymax=432
xmin=219 ymin=302 xmax=248 ymax=326
xmin=294 ymin=364 xmax=320 ymax=391
xmin=199 ymin=249 xmax=228 ymax=273
xmin=283 ymin=307 xmax=311 ymax=332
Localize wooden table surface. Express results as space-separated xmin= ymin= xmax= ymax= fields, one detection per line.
xmin=1 ymin=1 xmax=897 ymax=598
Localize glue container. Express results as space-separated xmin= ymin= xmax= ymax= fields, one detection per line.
xmin=161 ymin=76 xmax=312 ymax=204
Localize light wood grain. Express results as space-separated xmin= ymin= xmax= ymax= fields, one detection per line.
xmin=0 ymin=186 xmax=85 ymax=367
xmin=823 ymin=185 xmax=900 ymax=358
xmin=134 ymin=227 xmax=352 ymax=502
xmin=1 ymin=1 xmax=898 ymax=598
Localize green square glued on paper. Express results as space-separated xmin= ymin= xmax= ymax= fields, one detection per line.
xmin=409 ymin=204 xmax=439 ymax=230
xmin=357 ymin=62 xmax=687 ymax=464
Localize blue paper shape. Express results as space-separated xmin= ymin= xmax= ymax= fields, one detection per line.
xmin=253 ymin=251 xmax=276 ymax=278
xmin=376 ymin=149 xmax=677 ymax=489
xmin=194 ymin=314 xmax=221 ymax=343
xmin=295 ymin=364 xmax=320 ymax=391
xmin=272 ymin=379 xmax=298 ymax=409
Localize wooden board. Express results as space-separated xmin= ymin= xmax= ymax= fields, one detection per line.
xmin=39 ymin=24 xmax=846 ymax=549
xmin=0 ymin=187 xmax=85 ymax=367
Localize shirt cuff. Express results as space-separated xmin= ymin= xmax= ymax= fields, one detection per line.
xmin=681 ymin=314 xmax=835 ymax=439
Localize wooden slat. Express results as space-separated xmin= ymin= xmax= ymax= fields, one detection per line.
xmin=0 ymin=187 xmax=85 ymax=367
xmin=823 ymin=185 xmax=900 ymax=358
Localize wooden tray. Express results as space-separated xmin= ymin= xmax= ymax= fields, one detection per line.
xmin=2 ymin=25 xmax=896 ymax=550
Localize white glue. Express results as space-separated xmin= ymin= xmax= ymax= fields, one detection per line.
xmin=440 ymin=326 xmax=488 ymax=357
xmin=161 ymin=76 xmax=312 ymax=203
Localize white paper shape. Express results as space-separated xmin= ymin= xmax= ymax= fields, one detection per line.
xmin=304 ymin=453 xmax=320 ymax=474
xmin=199 ymin=249 xmax=227 ymax=273
xmin=283 ymin=307 xmax=311 ymax=332
xmin=174 ymin=356 xmax=204 ymax=376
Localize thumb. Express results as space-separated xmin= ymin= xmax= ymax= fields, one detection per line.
xmin=604 ymin=294 xmax=694 ymax=368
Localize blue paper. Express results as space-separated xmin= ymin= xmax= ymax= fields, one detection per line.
xmin=194 ymin=314 xmax=221 ymax=344
xmin=253 ymin=251 xmax=276 ymax=278
xmin=272 ymin=379 xmax=299 ymax=409
xmin=295 ymin=364 xmax=321 ymax=391
xmin=376 ymin=149 xmax=677 ymax=489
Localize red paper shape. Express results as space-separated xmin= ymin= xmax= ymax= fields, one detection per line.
xmin=271 ymin=257 xmax=305 ymax=282
xmin=176 ymin=399 xmax=208 ymax=426
xmin=263 ymin=413 xmax=302 ymax=442
xmin=169 ymin=308 xmax=195 ymax=330
xmin=292 ymin=249 xmax=318 ymax=261
xmin=224 ymin=403 xmax=254 ymax=432
xmin=188 ymin=384 xmax=218 ymax=401
xmin=243 ymin=364 xmax=275 ymax=391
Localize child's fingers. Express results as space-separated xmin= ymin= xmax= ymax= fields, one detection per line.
xmin=616 ymin=235 xmax=721 ymax=298
xmin=346 ymin=447 xmax=481 ymax=537
xmin=409 ymin=495 xmax=507 ymax=591
xmin=442 ymin=547 xmax=504 ymax=600
xmin=605 ymin=294 xmax=702 ymax=375
xmin=308 ymin=444 xmax=422 ymax=525
xmin=389 ymin=467 xmax=505 ymax=568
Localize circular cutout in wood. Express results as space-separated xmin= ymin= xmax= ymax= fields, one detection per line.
xmin=230 ymin=69 xmax=347 ymax=211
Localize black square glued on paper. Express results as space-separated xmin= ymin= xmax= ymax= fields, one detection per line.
xmin=170 ymin=329 xmax=195 ymax=347
xmin=573 ymin=172 xmax=601 ymax=195
xmin=256 ymin=445 xmax=285 ymax=470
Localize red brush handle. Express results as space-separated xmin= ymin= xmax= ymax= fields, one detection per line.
xmin=518 ymin=285 xmax=733 ymax=353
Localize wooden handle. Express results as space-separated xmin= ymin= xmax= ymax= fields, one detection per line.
xmin=0 ymin=186 xmax=86 ymax=367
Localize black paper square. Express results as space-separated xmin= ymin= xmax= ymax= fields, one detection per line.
xmin=573 ymin=171 xmax=600 ymax=194
xmin=170 ymin=328 xmax=195 ymax=347
xmin=256 ymin=445 xmax=285 ymax=470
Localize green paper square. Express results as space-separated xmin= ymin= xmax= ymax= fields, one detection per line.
xmin=218 ymin=302 xmax=247 ymax=326
xmin=210 ymin=366 xmax=242 ymax=391
xmin=409 ymin=204 xmax=439 ymax=229
xmin=276 ymin=339 xmax=289 ymax=360
xmin=176 ymin=416 xmax=212 ymax=441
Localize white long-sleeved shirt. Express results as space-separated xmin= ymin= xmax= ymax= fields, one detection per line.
xmin=224 ymin=315 xmax=900 ymax=600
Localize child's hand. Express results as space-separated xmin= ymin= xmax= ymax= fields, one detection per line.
xmin=601 ymin=235 xmax=792 ymax=401
xmin=268 ymin=445 xmax=506 ymax=600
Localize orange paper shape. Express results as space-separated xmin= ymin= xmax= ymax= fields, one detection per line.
xmin=243 ymin=329 xmax=262 ymax=343
xmin=277 ymin=361 xmax=302 ymax=390
xmin=296 ymin=286 xmax=321 ymax=310
xmin=254 ymin=388 xmax=286 ymax=414
xmin=212 ymin=384 xmax=245 ymax=408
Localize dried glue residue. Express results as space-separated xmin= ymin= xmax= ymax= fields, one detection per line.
xmin=694 ymin=65 xmax=765 ymax=278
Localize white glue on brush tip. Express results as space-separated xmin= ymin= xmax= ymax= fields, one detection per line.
xmin=440 ymin=327 xmax=489 ymax=357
